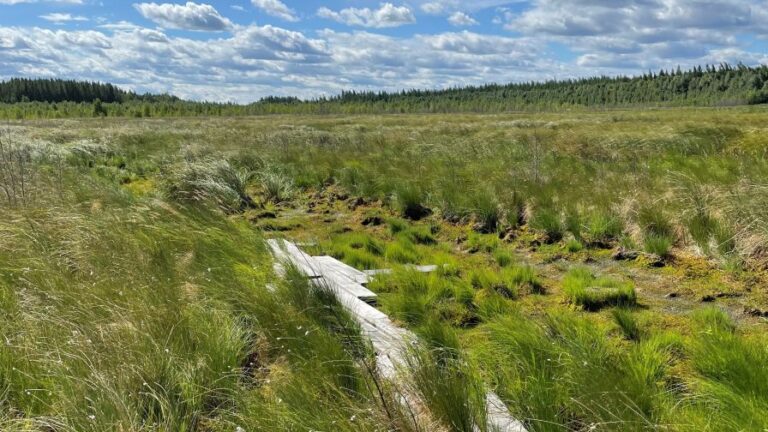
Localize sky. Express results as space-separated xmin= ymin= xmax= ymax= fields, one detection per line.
xmin=0 ymin=0 xmax=767 ymax=102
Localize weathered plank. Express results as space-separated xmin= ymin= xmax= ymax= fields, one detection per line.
xmin=310 ymin=261 xmax=378 ymax=302
xmin=362 ymin=264 xmax=441 ymax=277
xmin=267 ymin=239 xmax=322 ymax=278
xmin=313 ymin=256 xmax=371 ymax=284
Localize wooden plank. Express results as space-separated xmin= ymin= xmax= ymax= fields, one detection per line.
xmin=267 ymin=239 xmax=322 ymax=278
xmin=312 ymin=257 xmax=377 ymax=302
xmin=313 ymin=256 xmax=370 ymax=284
xmin=363 ymin=264 xmax=442 ymax=277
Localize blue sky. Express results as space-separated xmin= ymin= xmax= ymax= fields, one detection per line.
xmin=0 ymin=0 xmax=766 ymax=102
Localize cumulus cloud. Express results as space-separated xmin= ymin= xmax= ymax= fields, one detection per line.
xmin=317 ymin=3 xmax=416 ymax=28
xmin=251 ymin=0 xmax=298 ymax=22
xmin=502 ymin=0 xmax=768 ymax=69
xmin=134 ymin=2 xmax=232 ymax=31
xmin=448 ymin=12 xmax=478 ymax=26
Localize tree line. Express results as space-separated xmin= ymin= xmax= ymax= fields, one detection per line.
xmin=1 ymin=63 xmax=767 ymax=119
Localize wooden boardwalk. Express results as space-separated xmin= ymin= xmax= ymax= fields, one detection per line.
xmin=267 ymin=239 xmax=527 ymax=432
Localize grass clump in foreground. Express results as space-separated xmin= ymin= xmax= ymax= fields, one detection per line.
xmin=0 ymin=143 xmax=414 ymax=432
xmin=562 ymin=266 xmax=637 ymax=310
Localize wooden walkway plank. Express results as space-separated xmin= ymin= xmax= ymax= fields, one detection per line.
xmin=311 ymin=257 xmax=377 ymax=302
xmin=313 ymin=256 xmax=370 ymax=284
xmin=267 ymin=239 xmax=322 ymax=278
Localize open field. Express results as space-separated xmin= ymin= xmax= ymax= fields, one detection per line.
xmin=2 ymin=106 xmax=768 ymax=431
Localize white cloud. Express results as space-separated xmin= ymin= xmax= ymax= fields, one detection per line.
xmin=40 ymin=13 xmax=88 ymax=22
xmin=448 ymin=12 xmax=478 ymax=26
xmin=317 ymin=3 xmax=416 ymax=28
xmin=420 ymin=1 xmax=457 ymax=14
xmin=134 ymin=2 xmax=232 ymax=31
xmin=251 ymin=0 xmax=298 ymax=22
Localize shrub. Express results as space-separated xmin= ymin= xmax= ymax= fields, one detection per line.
xmin=530 ymin=207 xmax=564 ymax=243
xmin=563 ymin=267 xmax=636 ymax=310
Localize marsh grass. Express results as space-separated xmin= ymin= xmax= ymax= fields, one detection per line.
xmin=409 ymin=321 xmax=487 ymax=432
xmin=529 ymin=207 xmax=563 ymax=243
xmin=165 ymin=159 xmax=254 ymax=213
xmin=563 ymin=267 xmax=637 ymax=310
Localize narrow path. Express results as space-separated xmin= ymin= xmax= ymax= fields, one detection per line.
xmin=268 ymin=238 xmax=528 ymax=432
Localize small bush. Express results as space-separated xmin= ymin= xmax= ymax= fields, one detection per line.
xmin=563 ymin=267 xmax=636 ymax=310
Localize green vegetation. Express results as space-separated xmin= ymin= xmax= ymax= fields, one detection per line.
xmin=2 ymin=106 xmax=767 ymax=431
xmin=563 ymin=267 xmax=637 ymax=310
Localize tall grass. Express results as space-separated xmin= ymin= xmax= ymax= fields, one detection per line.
xmin=562 ymin=267 xmax=637 ymax=310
